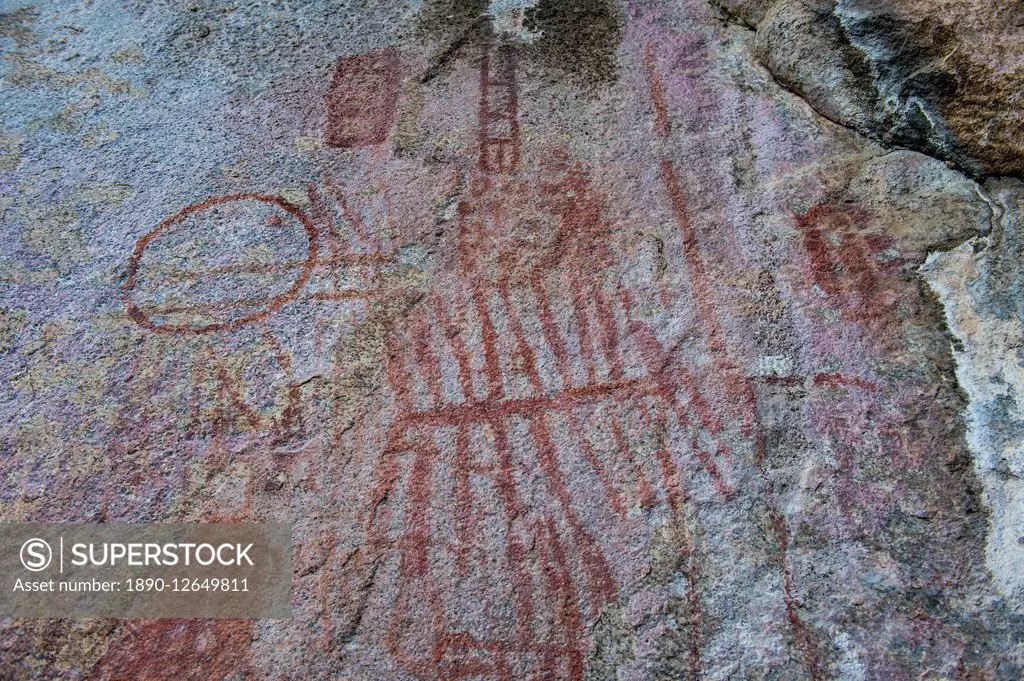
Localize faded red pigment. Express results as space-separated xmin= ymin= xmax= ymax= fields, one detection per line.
xmin=795 ymin=204 xmax=902 ymax=326
xmin=124 ymin=193 xmax=320 ymax=335
xmin=113 ymin=36 xmax=857 ymax=681
xmin=645 ymin=41 xmax=828 ymax=681
xmin=93 ymin=620 xmax=253 ymax=681
xmin=111 ymin=179 xmax=402 ymax=535
xmin=362 ymin=42 xmax=759 ymax=681
xmin=325 ymin=48 xmax=401 ymax=149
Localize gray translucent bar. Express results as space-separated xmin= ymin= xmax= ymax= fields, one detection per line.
xmin=0 ymin=524 xmax=291 ymax=618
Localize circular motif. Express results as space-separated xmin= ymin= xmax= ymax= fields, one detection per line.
xmin=124 ymin=194 xmax=319 ymax=334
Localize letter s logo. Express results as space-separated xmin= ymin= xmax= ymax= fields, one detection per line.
xmin=20 ymin=538 xmax=52 ymax=572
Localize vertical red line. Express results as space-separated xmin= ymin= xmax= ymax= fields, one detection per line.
xmin=567 ymin=272 xmax=598 ymax=383
xmin=307 ymin=181 xmax=345 ymax=296
xmin=530 ymin=270 xmax=573 ymax=389
xmin=454 ymin=424 xmax=475 ymax=577
xmin=569 ymin=408 xmax=625 ymax=517
xmin=497 ymin=277 xmax=544 ymax=394
xmin=366 ymin=426 xmax=406 ymax=539
xmin=527 ymin=412 xmax=617 ymax=610
xmin=608 ymin=405 xmax=656 ymax=508
xmin=754 ymin=418 xmax=827 ymax=680
xmin=471 ymin=283 xmax=505 ymax=401
xmin=403 ymin=436 xmax=434 ymax=577
xmin=644 ymin=43 xmax=671 ymax=139
xmin=664 ymin=389 xmax=730 ymax=498
xmin=390 ymin=433 xmax=451 ymax=681
xmin=639 ymin=399 xmax=686 ymax=511
xmin=262 ymin=330 xmax=301 ymax=435
xmin=306 ymin=181 xmax=339 ymax=243
xmin=215 ymin=359 xmax=261 ymax=430
xmin=125 ymin=343 xmax=178 ymax=458
xmin=382 ymin=185 xmax=397 ymax=255
xmin=412 ymin=315 xmax=445 ymax=408
xmin=167 ymin=341 xmax=189 ymax=410
xmin=539 ymin=517 xmax=585 ymax=681
xmin=682 ymin=529 xmax=704 ymax=681
xmin=456 ymin=201 xmax=476 ymax=270
xmin=386 ymin=553 xmax=419 ymax=673
xmin=191 ymin=344 xmax=215 ymax=436
xmin=431 ymin=292 xmax=476 ymax=403
xmin=639 ymin=399 xmax=703 ymax=680
xmin=488 ymin=201 xmax=502 ymax=240
xmin=593 ymin=280 xmax=626 ymax=381
xmin=491 ymin=141 xmax=506 ymax=174
xmin=659 ymin=159 xmax=729 ymax=360
xmin=489 ymin=417 xmax=535 ymax=645
xmin=501 ymin=45 xmax=521 ymax=172
xmin=386 ymin=328 xmax=416 ymax=416
xmin=424 ymin=451 xmax=454 ymax=672
xmin=478 ymin=46 xmax=491 ymax=173
xmin=325 ymin=176 xmax=370 ymax=252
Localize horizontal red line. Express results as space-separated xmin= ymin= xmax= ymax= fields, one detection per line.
xmin=756 ymin=372 xmax=880 ymax=392
xmin=393 ymin=378 xmax=664 ymax=429
xmin=143 ymin=255 xmax=396 ymax=282
xmin=812 ymin=372 xmax=880 ymax=391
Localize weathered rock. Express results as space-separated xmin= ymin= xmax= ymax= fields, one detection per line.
xmin=922 ymin=178 xmax=1024 ymax=608
xmin=721 ymin=0 xmax=1024 ymax=177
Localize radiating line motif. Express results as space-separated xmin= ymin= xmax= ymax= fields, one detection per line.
xmin=112 ymin=179 xmax=400 ymax=519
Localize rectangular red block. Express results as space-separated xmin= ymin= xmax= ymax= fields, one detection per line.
xmin=324 ymin=48 xmax=400 ymax=148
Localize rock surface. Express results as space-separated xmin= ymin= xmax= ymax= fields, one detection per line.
xmin=719 ymin=0 xmax=1024 ymax=177
xmin=922 ymin=178 xmax=1024 ymax=617
xmin=1 ymin=0 xmax=1023 ymax=679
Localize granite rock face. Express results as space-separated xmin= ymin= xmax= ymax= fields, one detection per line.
xmin=718 ymin=0 xmax=1024 ymax=177
xmin=1 ymin=0 xmax=1023 ymax=679
xmin=922 ymin=178 xmax=1024 ymax=616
